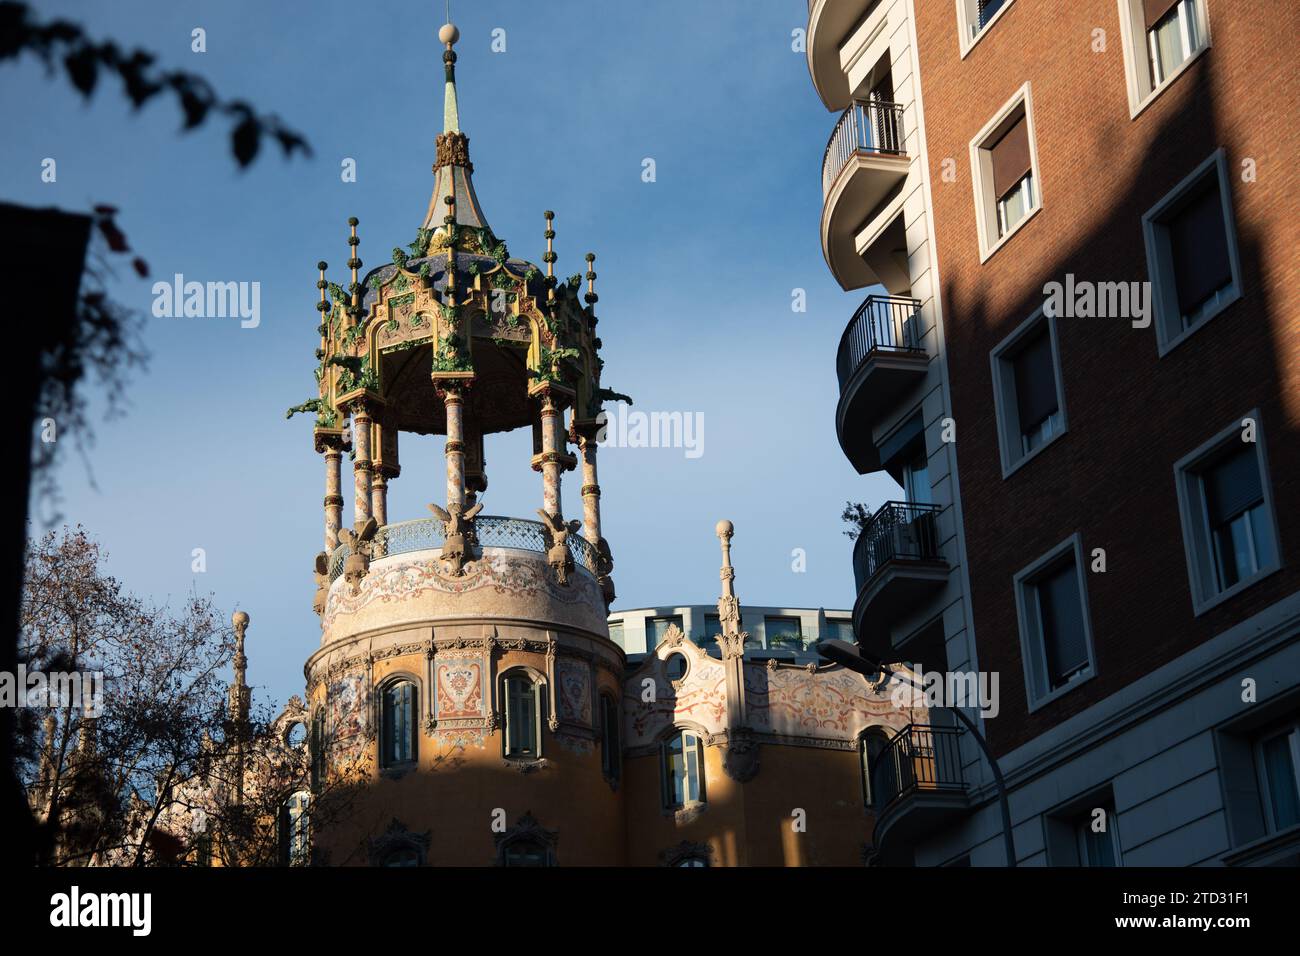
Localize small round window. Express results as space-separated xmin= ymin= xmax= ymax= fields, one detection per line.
xmin=664 ymin=653 xmax=687 ymax=682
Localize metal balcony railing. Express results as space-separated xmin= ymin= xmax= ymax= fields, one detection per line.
xmin=822 ymin=99 xmax=906 ymax=196
xmin=836 ymin=295 xmax=924 ymax=387
xmin=871 ymin=723 xmax=966 ymax=813
xmin=327 ymin=515 xmax=600 ymax=582
xmin=852 ymin=501 xmax=943 ymax=591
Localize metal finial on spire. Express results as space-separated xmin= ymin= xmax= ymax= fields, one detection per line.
xmin=585 ymin=252 xmax=598 ymax=311
xmin=347 ymin=217 xmax=362 ymax=324
xmin=543 ymin=210 xmax=557 ymax=306
xmin=316 ymin=260 xmax=329 ymax=360
xmin=445 ymin=194 xmax=458 ymax=297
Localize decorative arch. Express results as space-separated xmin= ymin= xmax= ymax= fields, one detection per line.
xmin=368 ymin=817 xmax=431 ymax=867
xmin=376 ymin=672 xmax=421 ymax=771
xmin=494 ymin=811 xmax=557 ymax=867
xmin=499 ymin=666 xmax=548 ymax=760
xmin=858 ymin=724 xmax=894 ymax=810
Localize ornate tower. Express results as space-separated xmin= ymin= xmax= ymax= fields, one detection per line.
xmin=291 ymin=20 xmax=629 ymax=866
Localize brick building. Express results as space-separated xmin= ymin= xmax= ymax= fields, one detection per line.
xmin=808 ymin=0 xmax=1300 ymax=864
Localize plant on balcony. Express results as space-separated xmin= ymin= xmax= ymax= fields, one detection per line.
xmin=841 ymin=500 xmax=874 ymax=540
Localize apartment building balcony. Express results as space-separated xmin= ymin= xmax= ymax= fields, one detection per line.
xmin=821 ymin=99 xmax=909 ymax=290
xmin=852 ymin=502 xmax=949 ymax=657
xmin=806 ymin=0 xmax=887 ymax=111
xmin=836 ymin=295 xmax=928 ymax=472
xmin=870 ymin=723 xmax=969 ymax=865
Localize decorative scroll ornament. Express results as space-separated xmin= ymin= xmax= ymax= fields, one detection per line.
xmin=722 ymin=726 xmax=760 ymax=783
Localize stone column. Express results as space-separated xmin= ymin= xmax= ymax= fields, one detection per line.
xmin=371 ymin=473 xmax=388 ymax=527
xmin=442 ymin=387 xmax=465 ymax=509
xmin=577 ymin=431 xmax=601 ymax=543
xmin=538 ymin=389 xmax=563 ymax=516
xmin=351 ymin=404 xmax=374 ymax=526
xmin=322 ymin=447 xmax=343 ymax=552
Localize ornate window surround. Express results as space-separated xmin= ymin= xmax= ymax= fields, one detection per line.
xmin=376 ymin=672 xmax=421 ymax=773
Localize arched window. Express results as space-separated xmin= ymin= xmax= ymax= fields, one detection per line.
xmin=674 ymin=856 xmax=708 ymax=868
xmin=861 ymin=728 xmax=890 ymax=809
xmin=278 ymin=791 xmax=310 ymax=867
xmin=502 ymin=839 xmax=551 ymax=867
xmin=310 ymin=708 xmax=326 ymax=791
xmin=503 ymin=672 xmax=543 ymax=758
xmin=661 ymin=729 xmax=705 ymax=809
xmin=380 ymin=679 xmax=418 ymax=768
xmin=664 ymin=653 xmax=688 ymax=682
xmin=382 ymin=848 xmax=422 ymax=867
xmin=599 ymin=693 xmax=621 ymax=783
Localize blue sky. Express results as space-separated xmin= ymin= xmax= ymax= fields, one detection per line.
xmin=5 ymin=0 xmax=900 ymax=705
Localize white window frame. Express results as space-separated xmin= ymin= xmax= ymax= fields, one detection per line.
xmin=1075 ymin=804 xmax=1123 ymax=866
xmin=1255 ymin=721 xmax=1300 ymax=833
xmin=956 ymin=0 xmax=1017 ymax=59
xmin=1013 ymin=534 xmax=1098 ymax=712
xmin=661 ymin=728 xmax=707 ymax=810
xmin=990 ymin=306 xmax=1068 ymax=479
xmin=1142 ymin=149 xmax=1242 ymax=357
xmin=969 ymin=83 xmax=1042 ymax=263
xmin=1115 ymin=0 xmax=1212 ymax=118
xmin=1173 ymin=410 xmax=1282 ymax=616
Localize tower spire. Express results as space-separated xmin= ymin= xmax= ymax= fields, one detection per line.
xmin=423 ymin=19 xmax=493 ymax=243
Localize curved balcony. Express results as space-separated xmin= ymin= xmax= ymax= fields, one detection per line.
xmin=852 ymin=502 xmax=949 ymax=657
xmin=806 ymin=0 xmax=886 ymax=111
xmin=327 ymin=515 xmax=600 ymax=582
xmin=870 ymin=724 xmax=969 ymax=865
xmin=821 ymin=99 xmax=909 ymax=291
xmin=836 ymin=295 xmax=928 ymax=472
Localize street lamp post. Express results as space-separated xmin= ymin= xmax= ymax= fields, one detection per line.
xmin=818 ymin=639 xmax=1017 ymax=867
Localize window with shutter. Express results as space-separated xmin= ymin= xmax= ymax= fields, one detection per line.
xmin=1035 ymin=562 xmax=1090 ymax=689
xmin=1174 ymin=413 xmax=1280 ymax=614
xmin=1012 ymin=329 xmax=1060 ymax=452
xmin=381 ymin=680 xmax=417 ymax=768
xmin=1168 ymin=180 xmax=1233 ymax=325
xmin=1015 ymin=536 xmax=1096 ymax=708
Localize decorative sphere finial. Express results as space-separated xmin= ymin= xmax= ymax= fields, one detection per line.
xmin=439 ymin=22 xmax=459 ymax=47
xmin=715 ymin=519 xmax=734 ymax=538
xmin=232 ymin=610 xmax=250 ymax=630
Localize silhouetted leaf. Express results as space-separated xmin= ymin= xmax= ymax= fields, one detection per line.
xmin=62 ymin=44 xmax=96 ymax=95
xmin=231 ymin=116 xmax=259 ymax=167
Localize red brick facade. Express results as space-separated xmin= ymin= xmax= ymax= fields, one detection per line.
xmin=911 ymin=0 xmax=1300 ymax=755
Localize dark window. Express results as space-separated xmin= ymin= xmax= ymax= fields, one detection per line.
xmin=861 ymin=729 xmax=890 ymax=808
xmin=1259 ymin=723 xmax=1300 ymax=831
xmin=1012 ymin=328 xmax=1061 ymax=454
xmin=649 ymin=615 xmax=684 ymax=648
xmin=1077 ymin=806 xmax=1120 ymax=866
xmin=1169 ymin=178 xmax=1232 ymax=325
xmin=503 ymin=840 xmax=550 ymax=867
xmin=382 ymin=848 xmax=421 ymax=867
xmin=380 ymin=681 xmax=417 ymax=768
xmin=599 ymin=694 xmax=621 ymax=782
xmin=504 ymin=674 xmax=541 ymax=758
xmin=1033 ymin=560 xmax=1090 ymax=690
xmin=664 ymin=653 xmax=687 ymax=682
xmin=1202 ymin=443 xmax=1271 ymax=592
xmin=764 ymin=616 xmax=804 ymax=651
xmin=310 ymin=708 xmax=326 ymax=790
xmin=977 ymin=0 xmax=1007 ymax=31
